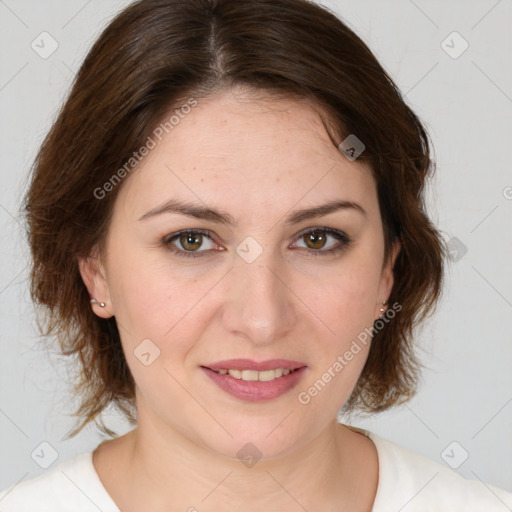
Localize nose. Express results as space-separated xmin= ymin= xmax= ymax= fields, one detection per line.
xmin=221 ymin=253 xmax=298 ymax=346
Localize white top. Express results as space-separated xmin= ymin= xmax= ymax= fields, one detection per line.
xmin=1 ymin=428 xmax=511 ymax=511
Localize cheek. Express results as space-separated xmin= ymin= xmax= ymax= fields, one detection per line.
xmin=296 ymin=254 xmax=381 ymax=390
xmin=106 ymin=248 xmax=217 ymax=374
xmin=311 ymin=256 xmax=382 ymax=333
xmin=296 ymin=276 xmax=376 ymax=412
xmin=108 ymin=245 xmax=191 ymax=332
xmin=107 ymin=259 xmax=206 ymax=407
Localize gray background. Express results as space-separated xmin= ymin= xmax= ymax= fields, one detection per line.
xmin=1 ymin=0 xmax=511 ymax=495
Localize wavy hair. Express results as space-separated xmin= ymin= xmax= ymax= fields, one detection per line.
xmin=23 ymin=0 xmax=445 ymax=438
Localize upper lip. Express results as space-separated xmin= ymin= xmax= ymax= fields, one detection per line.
xmin=203 ymin=359 xmax=307 ymax=371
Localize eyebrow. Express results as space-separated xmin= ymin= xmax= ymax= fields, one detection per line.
xmin=138 ymin=198 xmax=366 ymax=225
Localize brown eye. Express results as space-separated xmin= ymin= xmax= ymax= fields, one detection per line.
xmin=164 ymin=229 xmax=217 ymax=258
xmin=179 ymin=232 xmax=203 ymax=251
xmin=292 ymin=227 xmax=352 ymax=257
xmin=303 ymin=230 xmax=327 ymax=250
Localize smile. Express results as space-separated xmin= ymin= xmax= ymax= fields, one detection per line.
xmin=201 ymin=366 xmax=307 ymax=402
xmin=209 ymin=368 xmax=300 ymax=381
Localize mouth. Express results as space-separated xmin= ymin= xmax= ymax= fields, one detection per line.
xmin=204 ymin=367 xmax=303 ymax=381
xmin=200 ymin=360 xmax=307 ymax=402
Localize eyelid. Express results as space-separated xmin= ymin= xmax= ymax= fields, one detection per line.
xmin=293 ymin=226 xmax=351 ymax=245
xmin=290 ymin=226 xmax=352 ymax=256
xmin=163 ymin=228 xmax=220 ymax=257
xmin=163 ymin=226 xmax=352 ymax=258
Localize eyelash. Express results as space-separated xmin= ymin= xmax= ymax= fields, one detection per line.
xmin=163 ymin=227 xmax=352 ymax=259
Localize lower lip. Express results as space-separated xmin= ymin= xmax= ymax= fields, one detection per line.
xmin=200 ymin=366 xmax=307 ymax=402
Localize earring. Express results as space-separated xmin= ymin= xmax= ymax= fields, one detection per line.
xmin=379 ymin=300 xmax=388 ymax=314
xmin=90 ymin=299 xmax=106 ymax=308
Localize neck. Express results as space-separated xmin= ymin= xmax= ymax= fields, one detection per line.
xmin=94 ymin=405 xmax=378 ymax=511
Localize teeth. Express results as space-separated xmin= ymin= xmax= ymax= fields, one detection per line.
xmin=215 ymin=368 xmax=295 ymax=381
xmin=240 ymin=370 xmax=259 ymax=381
xmin=228 ymin=369 xmax=242 ymax=379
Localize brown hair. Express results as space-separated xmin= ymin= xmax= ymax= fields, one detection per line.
xmin=23 ymin=0 xmax=445 ymax=438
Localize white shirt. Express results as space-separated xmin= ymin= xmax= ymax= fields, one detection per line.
xmin=1 ymin=428 xmax=511 ymax=511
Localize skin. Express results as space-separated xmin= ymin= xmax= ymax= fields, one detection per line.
xmin=79 ymin=85 xmax=400 ymax=512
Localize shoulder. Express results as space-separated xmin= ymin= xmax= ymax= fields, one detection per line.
xmin=0 ymin=451 xmax=119 ymax=512
xmin=358 ymin=428 xmax=512 ymax=512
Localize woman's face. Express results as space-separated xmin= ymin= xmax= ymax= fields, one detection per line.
xmin=82 ymin=86 xmax=399 ymax=459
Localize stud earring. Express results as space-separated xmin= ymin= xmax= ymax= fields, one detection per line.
xmin=379 ymin=300 xmax=388 ymax=314
xmin=90 ymin=299 xmax=106 ymax=308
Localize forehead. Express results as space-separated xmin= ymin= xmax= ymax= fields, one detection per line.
xmin=115 ymin=88 xmax=378 ymax=222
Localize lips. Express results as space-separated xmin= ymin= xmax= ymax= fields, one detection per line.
xmin=210 ymin=368 xmax=297 ymax=381
xmin=200 ymin=359 xmax=308 ymax=402
xmin=203 ymin=358 xmax=306 ymax=372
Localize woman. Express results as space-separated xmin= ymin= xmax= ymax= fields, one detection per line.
xmin=1 ymin=0 xmax=510 ymax=510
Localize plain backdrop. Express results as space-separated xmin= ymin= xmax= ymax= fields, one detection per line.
xmin=0 ymin=0 xmax=511 ymax=494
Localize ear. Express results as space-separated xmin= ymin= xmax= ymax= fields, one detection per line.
xmin=375 ymin=239 xmax=401 ymax=320
xmin=77 ymin=245 xmax=113 ymax=319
